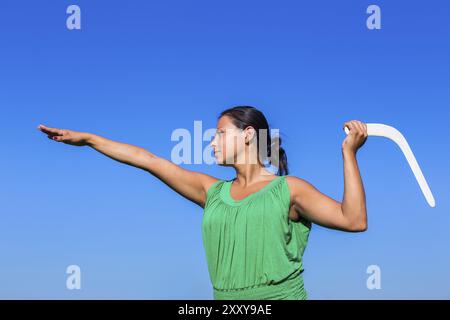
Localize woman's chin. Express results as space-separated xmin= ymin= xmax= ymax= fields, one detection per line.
xmin=215 ymin=157 xmax=232 ymax=166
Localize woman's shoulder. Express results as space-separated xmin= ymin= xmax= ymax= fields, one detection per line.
xmin=204 ymin=177 xmax=226 ymax=196
xmin=285 ymin=175 xmax=302 ymax=184
xmin=285 ymin=175 xmax=312 ymax=193
xmin=285 ymin=175 xmax=311 ymax=185
xmin=203 ymin=177 xmax=229 ymax=209
xmin=285 ymin=175 xmax=321 ymax=202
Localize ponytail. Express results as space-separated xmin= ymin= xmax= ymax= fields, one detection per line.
xmin=268 ymin=135 xmax=289 ymax=176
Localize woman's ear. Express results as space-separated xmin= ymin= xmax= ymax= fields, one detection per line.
xmin=244 ymin=126 xmax=256 ymax=144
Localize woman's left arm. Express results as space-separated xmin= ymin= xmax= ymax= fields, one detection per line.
xmin=287 ymin=120 xmax=368 ymax=232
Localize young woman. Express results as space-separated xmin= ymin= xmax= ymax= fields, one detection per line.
xmin=37 ymin=106 xmax=368 ymax=300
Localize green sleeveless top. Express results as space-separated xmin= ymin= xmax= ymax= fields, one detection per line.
xmin=202 ymin=175 xmax=311 ymax=300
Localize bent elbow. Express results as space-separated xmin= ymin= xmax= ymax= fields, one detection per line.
xmin=347 ymin=220 xmax=368 ymax=233
xmin=356 ymin=223 xmax=368 ymax=232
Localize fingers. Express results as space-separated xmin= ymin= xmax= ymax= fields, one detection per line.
xmin=344 ymin=120 xmax=368 ymax=137
xmin=354 ymin=121 xmax=364 ymax=134
xmin=356 ymin=121 xmax=366 ymax=135
xmin=344 ymin=121 xmax=356 ymax=133
xmin=47 ymin=135 xmax=62 ymax=142
xmin=38 ymin=124 xmax=66 ymax=142
xmin=356 ymin=121 xmax=368 ymax=137
xmin=38 ymin=124 xmax=63 ymax=136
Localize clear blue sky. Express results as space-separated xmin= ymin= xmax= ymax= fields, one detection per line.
xmin=0 ymin=0 xmax=449 ymax=299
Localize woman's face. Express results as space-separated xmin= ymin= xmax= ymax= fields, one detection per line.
xmin=210 ymin=116 xmax=252 ymax=166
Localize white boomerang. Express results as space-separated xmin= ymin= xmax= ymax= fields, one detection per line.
xmin=344 ymin=123 xmax=436 ymax=208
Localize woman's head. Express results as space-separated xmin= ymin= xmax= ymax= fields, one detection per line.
xmin=210 ymin=106 xmax=288 ymax=176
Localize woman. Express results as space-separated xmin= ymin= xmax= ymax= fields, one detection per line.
xmin=37 ymin=106 xmax=368 ymax=300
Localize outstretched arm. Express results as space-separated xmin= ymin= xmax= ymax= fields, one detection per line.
xmin=37 ymin=124 xmax=219 ymax=208
xmin=286 ymin=120 xmax=368 ymax=232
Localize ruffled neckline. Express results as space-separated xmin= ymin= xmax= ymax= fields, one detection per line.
xmin=220 ymin=175 xmax=287 ymax=206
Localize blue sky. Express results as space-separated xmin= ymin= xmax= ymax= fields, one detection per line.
xmin=0 ymin=0 xmax=449 ymax=299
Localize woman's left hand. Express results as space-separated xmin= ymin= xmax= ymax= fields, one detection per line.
xmin=342 ymin=120 xmax=368 ymax=153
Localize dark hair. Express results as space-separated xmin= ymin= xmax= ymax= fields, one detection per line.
xmin=219 ymin=106 xmax=289 ymax=176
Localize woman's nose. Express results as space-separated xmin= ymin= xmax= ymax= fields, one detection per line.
xmin=210 ymin=135 xmax=217 ymax=147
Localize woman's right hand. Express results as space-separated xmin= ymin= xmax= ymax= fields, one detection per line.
xmin=37 ymin=124 xmax=90 ymax=146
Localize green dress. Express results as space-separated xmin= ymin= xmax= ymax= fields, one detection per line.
xmin=202 ymin=175 xmax=311 ymax=300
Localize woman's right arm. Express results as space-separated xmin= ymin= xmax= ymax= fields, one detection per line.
xmin=38 ymin=124 xmax=219 ymax=208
